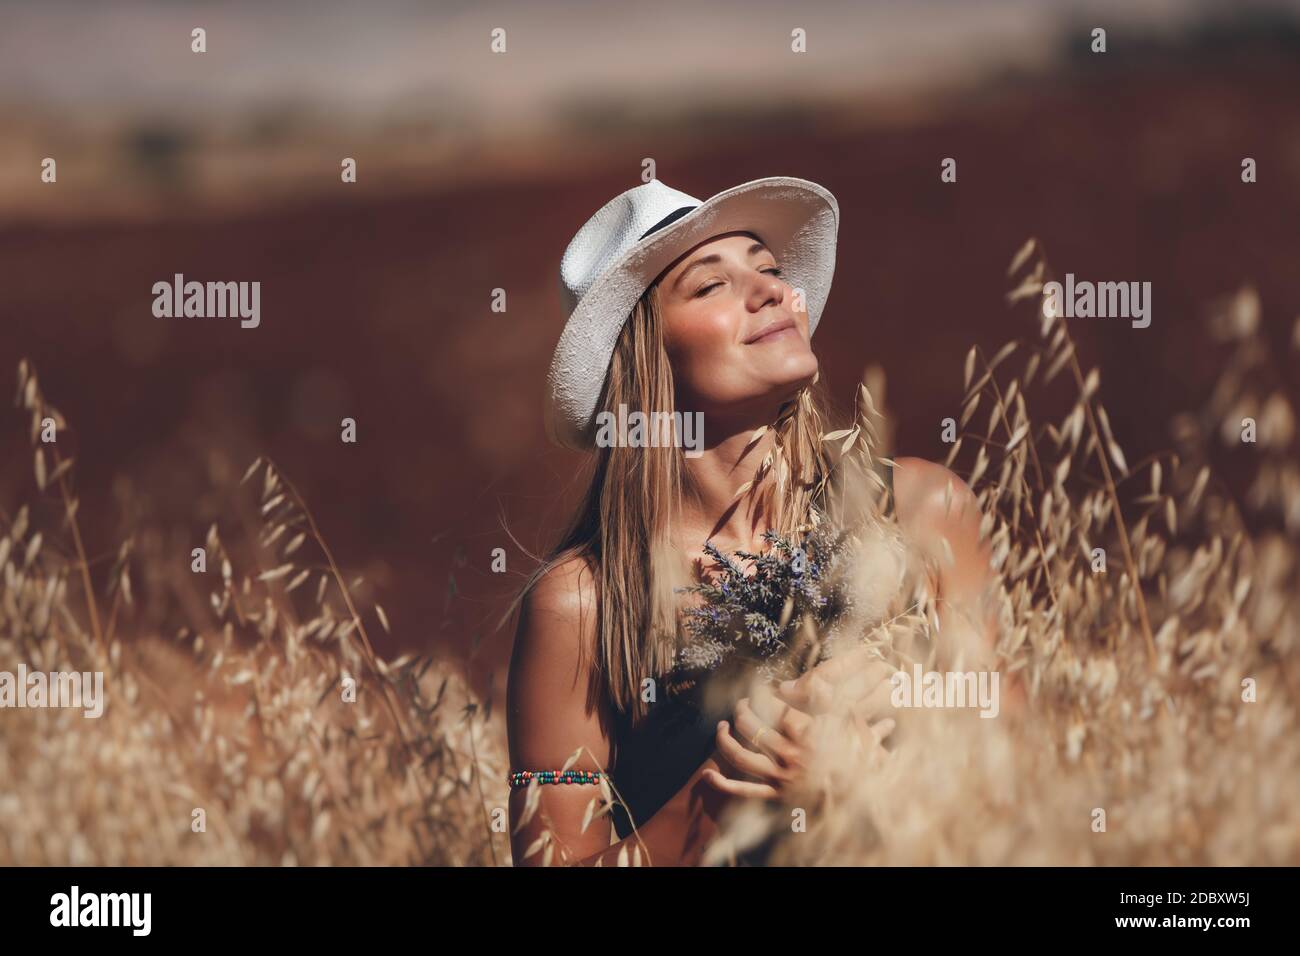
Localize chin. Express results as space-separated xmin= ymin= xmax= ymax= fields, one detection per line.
xmin=774 ymin=349 xmax=819 ymax=386
xmin=764 ymin=351 xmax=819 ymax=399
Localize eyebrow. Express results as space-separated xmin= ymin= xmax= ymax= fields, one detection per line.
xmin=672 ymin=241 xmax=771 ymax=292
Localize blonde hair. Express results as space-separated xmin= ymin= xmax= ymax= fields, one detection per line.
xmin=513 ymin=282 xmax=836 ymax=724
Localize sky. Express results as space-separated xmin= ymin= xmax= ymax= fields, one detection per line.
xmin=2 ymin=0 xmax=1283 ymax=131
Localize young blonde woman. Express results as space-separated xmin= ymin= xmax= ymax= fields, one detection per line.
xmin=506 ymin=177 xmax=997 ymax=866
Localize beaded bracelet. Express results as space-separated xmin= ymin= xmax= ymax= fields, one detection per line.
xmin=508 ymin=770 xmax=604 ymax=788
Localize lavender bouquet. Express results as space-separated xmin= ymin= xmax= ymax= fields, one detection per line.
xmin=671 ymin=511 xmax=858 ymax=687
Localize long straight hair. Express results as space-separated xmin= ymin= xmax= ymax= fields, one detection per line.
xmin=513 ymin=282 xmax=836 ymax=724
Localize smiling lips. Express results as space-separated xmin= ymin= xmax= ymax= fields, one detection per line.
xmin=744 ymin=317 xmax=798 ymax=345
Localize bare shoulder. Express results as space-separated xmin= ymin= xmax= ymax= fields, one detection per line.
xmin=891 ymin=455 xmax=981 ymax=531
xmin=510 ymin=552 xmax=599 ymax=690
xmin=509 ymin=548 xmax=605 ymax=728
xmin=522 ymin=552 xmax=598 ymax=626
xmin=891 ymin=456 xmax=992 ymax=607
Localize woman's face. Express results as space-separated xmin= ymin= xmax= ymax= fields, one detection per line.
xmin=656 ymin=231 xmax=818 ymax=423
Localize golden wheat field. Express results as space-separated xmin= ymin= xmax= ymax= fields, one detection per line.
xmin=1 ymin=240 xmax=1297 ymax=866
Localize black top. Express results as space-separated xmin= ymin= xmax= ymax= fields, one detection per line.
xmin=608 ymin=677 xmax=719 ymax=842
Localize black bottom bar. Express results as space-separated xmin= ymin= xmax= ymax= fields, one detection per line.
xmin=0 ymin=866 xmax=1287 ymax=941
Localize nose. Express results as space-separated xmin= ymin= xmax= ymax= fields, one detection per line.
xmin=748 ymin=267 xmax=786 ymax=313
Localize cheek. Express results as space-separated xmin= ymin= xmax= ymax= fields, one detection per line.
xmin=664 ymin=304 xmax=738 ymax=371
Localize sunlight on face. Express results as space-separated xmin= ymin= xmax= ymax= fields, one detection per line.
xmin=656 ymin=231 xmax=818 ymax=424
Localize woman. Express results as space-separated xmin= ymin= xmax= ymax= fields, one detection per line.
xmin=506 ymin=177 xmax=997 ymax=866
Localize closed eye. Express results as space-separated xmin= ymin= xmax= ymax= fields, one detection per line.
xmin=693 ymin=267 xmax=783 ymax=298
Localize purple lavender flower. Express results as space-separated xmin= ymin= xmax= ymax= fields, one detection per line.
xmin=671 ymin=508 xmax=855 ymax=683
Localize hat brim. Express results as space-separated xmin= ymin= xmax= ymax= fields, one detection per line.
xmin=545 ymin=176 xmax=840 ymax=451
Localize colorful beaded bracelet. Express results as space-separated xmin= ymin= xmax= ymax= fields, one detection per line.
xmin=508 ymin=770 xmax=603 ymax=788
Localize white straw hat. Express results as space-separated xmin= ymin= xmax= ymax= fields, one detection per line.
xmin=545 ymin=176 xmax=840 ymax=450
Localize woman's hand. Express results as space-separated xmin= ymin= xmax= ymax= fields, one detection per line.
xmin=701 ymin=669 xmax=895 ymax=805
xmin=702 ymin=690 xmax=815 ymax=802
xmin=774 ymin=643 xmax=897 ymax=721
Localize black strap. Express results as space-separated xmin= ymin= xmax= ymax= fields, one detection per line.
xmin=638 ymin=204 xmax=698 ymax=240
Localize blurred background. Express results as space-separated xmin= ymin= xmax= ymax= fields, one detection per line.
xmin=2 ymin=0 xmax=1298 ymax=705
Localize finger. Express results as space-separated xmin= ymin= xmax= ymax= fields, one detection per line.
xmin=841 ymin=713 xmax=893 ymax=762
xmin=746 ymin=691 xmax=814 ymax=753
xmin=700 ymin=768 xmax=780 ymax=801
xmin=776 ymin=672 xmax=833 ymax=714
xmin=779 ymin=649 xmax=894 ymax=715
xmin=776 ymin=702 xmax=815 ymax=743
xmin=807 ymin=663 xmax=896 ymax=719
xmin=777 ymin=655 xmax=849 ymax=703
xmin=863 ymin=718 xmax=897 ymax=767
xmin=871 ymin=717 xmax=896 ymax=742
xmin=733 ymin=698 xmax=800 ymax=767
xmin=715 ymin=720 xmax=785 ymax=783
xmin=807 ymin=644 xmax=879 ymax=684
xmin=750 ymin=682 xmax=793 ymax=727
xmin=751 ymin=684 xmax=817 ymax=743
xmin=846 ymin=674 xmax=897 ymax=723
xmin=806 ymin=674 xmax=834 ymax=712
xmin=834 ymin=660 xmax=898 ymax=703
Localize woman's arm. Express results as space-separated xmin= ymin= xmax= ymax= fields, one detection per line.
xmin=506 ymin=555 xmax=728 ymax=866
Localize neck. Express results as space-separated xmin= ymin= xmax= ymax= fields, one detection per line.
xmin=675 ymin=413 xmax=784 ymax=553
